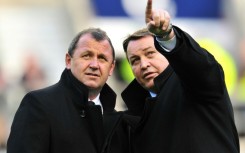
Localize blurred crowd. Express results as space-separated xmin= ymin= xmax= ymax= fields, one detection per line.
xmin=0 ymin=53 xmax=47 ymax=149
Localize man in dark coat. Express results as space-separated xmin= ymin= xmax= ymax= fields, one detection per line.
xmin=7 ymin=28 xmax=128 ymax=153
xmin=121 ymin=0 xmax=240 ymax=152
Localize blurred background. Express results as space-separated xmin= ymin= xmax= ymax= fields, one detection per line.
xmin=0 ymin=0 xmax=245 ymax=152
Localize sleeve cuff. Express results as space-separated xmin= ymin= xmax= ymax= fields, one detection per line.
xmin=156 ymin=35 xmax=177 ymax=52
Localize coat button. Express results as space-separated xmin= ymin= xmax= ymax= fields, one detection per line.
xmin=80 ymin=110 xmax=85 ymax=117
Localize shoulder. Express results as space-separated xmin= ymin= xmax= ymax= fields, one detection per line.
xmin=22 ymin=82 xmax=66 ymax=106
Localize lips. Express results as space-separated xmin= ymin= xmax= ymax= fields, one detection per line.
xmin=86 ymin=73 xmax=99 ymax=77
xmin=143 ymin=72 xmax=155 ymax=79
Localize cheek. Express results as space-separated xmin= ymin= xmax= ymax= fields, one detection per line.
xmin=155 ymin=57 xmax=169 ymax=71
xmin=132 ymin=67 xmax=140 ymax=77
xmin=74 ymin=60 xmax=89 ymax=69
xmin=72 ymin=63 xmax=81 ymax=72
xmin=101 ymin=64 xmax=114 ymax=75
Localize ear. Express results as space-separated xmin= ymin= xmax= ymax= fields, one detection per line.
xmin=65 ymin=53 xmax=71 ymax=69
xmin=109 ymin=60 xmax=116 ymax=76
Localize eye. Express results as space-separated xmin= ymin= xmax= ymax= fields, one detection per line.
xmin=98 ymin=55 xmax=108 ymax=62
xmin=130 ymin=58 xmax=140 ymax=65
xmin=146 ymin=51 xmax=155 ymax=57
xmin=81 ymin=51 xmax=93 ymax=60
xmin=82 ymin=54 xmax=90 ymax=59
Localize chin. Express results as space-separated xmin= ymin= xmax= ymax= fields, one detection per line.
xmin=84 ymin=82 xmax=98 ymax=88
xmin=146 ymin=83 xmax=154 ymax=90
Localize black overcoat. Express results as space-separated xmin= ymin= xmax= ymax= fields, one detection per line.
xmin=121 ymin=26 xmax=240 ymax=153
xmin=7 ymin=69 xmax=127 ymax=153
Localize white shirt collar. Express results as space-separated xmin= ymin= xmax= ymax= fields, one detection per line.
xmin=149 ymin=92 xmax=157 ymax=97
xmin=89 ymin=93 xmax=103 ymax=110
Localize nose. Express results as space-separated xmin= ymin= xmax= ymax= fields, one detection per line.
xmin=89 ymin=59 xmax=99 ymax=69
xmin=140 ymin=59 xmax=150 ymax=70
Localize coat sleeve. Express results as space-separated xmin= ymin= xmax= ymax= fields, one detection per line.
xmin=7 ymin=92 xmax=50 ymax=153
xmin=154 ymin=26 xmax=226 ymax=100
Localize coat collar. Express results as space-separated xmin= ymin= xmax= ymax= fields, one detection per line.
xmin=154 ymin=65 xmax=174 ymax=93
xmin=121 ymin=79 xmax=149 ymax=116
xmin=121 ymin=66 xmax=173 ymax=114
xmin=60 ymin=69 xmax=116 ymax=112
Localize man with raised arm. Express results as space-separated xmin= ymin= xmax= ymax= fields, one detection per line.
xmin=120 ymin=0 xmax=240 ymax=152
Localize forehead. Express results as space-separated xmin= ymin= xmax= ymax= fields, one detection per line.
xmin=77 ymin=33 xmax=108 ymax=47
xmin=76 ymin=34 xmax=113 ymax=55
xmin=127 ymin=36 xmax=155 ymax=55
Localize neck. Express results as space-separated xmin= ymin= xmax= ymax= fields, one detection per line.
xmin=88 ymin=89 xmax=101 ymax=100
xmin=147 ymin=86 xmax=157 ymax=94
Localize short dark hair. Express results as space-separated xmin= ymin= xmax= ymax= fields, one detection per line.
xmin=68 ymin=28 xmax=115 ymax=61
xmin=123 ymin=28 xmax=153 ymax=54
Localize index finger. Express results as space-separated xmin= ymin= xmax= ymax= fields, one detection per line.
xmin=145 ymin=0 xmax=153 ymax=24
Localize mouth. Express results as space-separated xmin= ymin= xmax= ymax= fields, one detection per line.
xmin=143 ymin=72 xmax=155 ymax=79
xmin=86 ymin=73 xmax=99 ymax=77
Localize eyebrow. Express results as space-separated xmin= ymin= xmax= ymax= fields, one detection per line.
xmin=128 ymin=46 xmax=153 ymax=59
xmin=131 ymin=46 xmax=152 ymax=54
xmin=142 ymin=46 xmax=152 ymax=51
